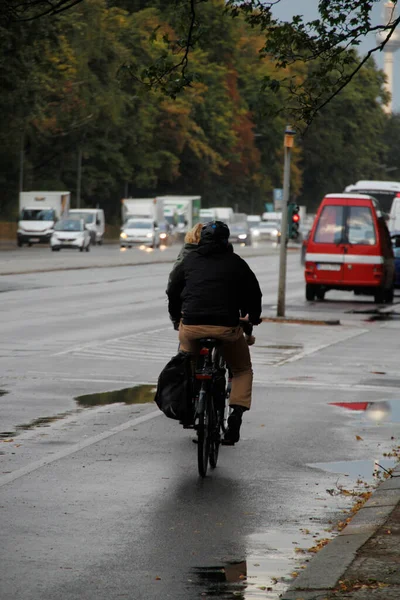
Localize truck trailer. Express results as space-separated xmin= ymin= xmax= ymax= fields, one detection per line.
xmin=121 ymin=198 xmax=164 ymax=225
xmin=158 ymin=195 xmax=201 ymax=233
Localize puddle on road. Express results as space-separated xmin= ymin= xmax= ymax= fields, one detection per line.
xmin=309 ymin=458 xmax=398 ymax=481
xmin=0 ymin=385 xmax=156 ymax=440
xmin=75 ymin=384 xmax=156 ymax=407
xmin=191 ymin=530 xmax=317 ymax=599
xmin=330 ymin=399 xmax=400 ymax=424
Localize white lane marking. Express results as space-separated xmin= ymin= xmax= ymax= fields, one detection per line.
xmin=53 ymin=325 xmax=171 ymax=356
xmin=0 ymin=409 xmax=162 ymax=488
xmin=253 ymin=379 xmax=400 ymax=393
xmin=276 ymin=329 xmax=367 ymax=365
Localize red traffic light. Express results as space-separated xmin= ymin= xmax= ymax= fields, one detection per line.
xmin=292 ymin=214 xmax=300 ymax=223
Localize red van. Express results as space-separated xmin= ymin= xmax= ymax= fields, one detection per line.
xmin=305 ymin=194 xmax=394 ymax=303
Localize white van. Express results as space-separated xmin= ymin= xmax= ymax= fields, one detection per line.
xmin=69 ymin=209 xmax=105 ymax=245
xmin=389 ymin=196 xmax=400 ymax=233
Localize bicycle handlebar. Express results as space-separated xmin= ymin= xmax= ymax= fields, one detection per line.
xmin=241 ymin=321 xmax=253 ymax=336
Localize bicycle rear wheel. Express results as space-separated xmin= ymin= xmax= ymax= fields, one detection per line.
xmin=209 ymin=397 xmax=221 ymax=469
xmin=197 ymin=386 xmax=211 ymax=477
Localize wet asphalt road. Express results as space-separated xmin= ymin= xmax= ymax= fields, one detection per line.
xmin=1 ymin=243 xmax=400 ymax=599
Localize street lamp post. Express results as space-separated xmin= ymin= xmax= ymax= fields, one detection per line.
xmin=277 ymin=125 xmax=296 ymax=317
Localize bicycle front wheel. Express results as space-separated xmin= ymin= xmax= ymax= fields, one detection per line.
xmin=197 ymin=386 xmax=211 ymax=477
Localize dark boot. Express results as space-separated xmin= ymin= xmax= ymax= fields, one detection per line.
xmin=223 ymin=405 xmax=245 ymax=445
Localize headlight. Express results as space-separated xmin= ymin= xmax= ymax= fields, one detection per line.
xmin=160 ymin=233 xmax=167 ymax=239
xmin=238 ymin=234 xmax=247 ymax=240
xmin=271 ymin=229 xmax=278 ymax=237
xmin=252 ymin=229 xmax=260 ymax=237
xmin=146 ymin=232 xmax=153 ymax=238
xmin=120 ymin=232 xmax=128 ymax=239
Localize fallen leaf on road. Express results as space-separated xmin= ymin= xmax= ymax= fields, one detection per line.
xmin=356 ymin=435 xmax=363 ymax=441
xmin=155 ymin=576 xmax=161 ymax=580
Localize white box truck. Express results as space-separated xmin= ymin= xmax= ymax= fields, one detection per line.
xmin=214 ymin=207 xmax=234 ymax=223
xmin=158 ymin=195 xmax=201 ymax=232
xmin=18 ymin=191 xmax=70 ymax=247
xmin=121 ymin=198 xmax=164 ymax=225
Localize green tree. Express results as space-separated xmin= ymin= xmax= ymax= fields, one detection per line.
xmin=298 ymin=57 xmax=389 ymax=211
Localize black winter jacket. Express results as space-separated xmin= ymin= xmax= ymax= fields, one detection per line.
xmin=167 ymin=240 xmax=262 ymax=327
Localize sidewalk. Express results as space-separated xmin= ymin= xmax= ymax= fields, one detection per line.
xmin=283 ymin=466 xmax=400 ymax=599
xmin=277 ymin=302 xmax=400 ymax=599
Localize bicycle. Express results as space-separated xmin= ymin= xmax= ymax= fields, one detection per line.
xmin=190 ymin=337 xmax=228 ymax=477
xmin=188 ymin=321 xmax=252 ymax=478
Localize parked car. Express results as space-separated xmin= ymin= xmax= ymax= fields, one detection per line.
xmin=120 ymin=218 xmax=160 ymax=248
xmin=300 ymin=230 xmax=311 ymax=265
xmin=305 ymin=193 xmax=394 ymax=303
xmin=251 ymin=220 xmax=281 ymax=243
xmin=229 ymin=222 xmax=252 ymax=246
xmin=50 ymin=218 xmax=91 ymax=252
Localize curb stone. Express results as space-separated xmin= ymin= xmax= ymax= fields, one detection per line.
xmin=282 ymin=464 xmax=400 ymax=599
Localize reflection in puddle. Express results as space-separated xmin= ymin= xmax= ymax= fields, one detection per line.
xmin=191 ymin=530 xmax=317 ymax=599
xmin=330 ymin=399 xmax=400 ymax=424
xmin=75 ymin=384 xmax=156 ymax=407
xmin=309 ymin=458 xmax=398 ymax=481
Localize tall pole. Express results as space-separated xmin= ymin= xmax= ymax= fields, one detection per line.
xmin=277 ymin=126 xmax=295 ymax=317
xmin=19 ymin=131 xmax=25 ymax=194
xmin=76 ymin=146 xmax=82 ymax=208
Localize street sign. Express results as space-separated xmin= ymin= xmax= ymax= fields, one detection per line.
xmin=273 ymin=188 xmax=283 ymax=210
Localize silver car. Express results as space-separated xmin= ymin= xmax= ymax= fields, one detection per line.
xmin=50 ymin=218 xmax=91 ymax=252
xmin=251 ymin=221 xmax=281 ymax=243
xmin=120 ymin=218 xmax=160 ymax=248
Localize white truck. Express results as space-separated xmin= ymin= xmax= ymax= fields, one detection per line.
xmin=121 ymin=198 xmax=164 ymax=225
xmin=199 ymin=208 xmax=217 ymax=222
xmin=158 ymin=195 xmax=201 ymax=232
xmin=18 ymin=191 xmax=70 ymax=247
xmin=69 ymin=208 xmax=105 ymax=245
xmin=213 ymin=207 xmax=234 ymax=223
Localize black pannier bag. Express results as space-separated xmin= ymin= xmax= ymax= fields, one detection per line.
xmin=154 ymin=351 xmax=193 ymax=421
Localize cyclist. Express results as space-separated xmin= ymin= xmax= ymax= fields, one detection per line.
xmin=167 ymin=222 xmax=203 ymax=289
xmin=167 ymin=220 xmax=262 ymax=444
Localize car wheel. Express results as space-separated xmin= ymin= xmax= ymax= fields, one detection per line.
xmin=51 ymin=247 xmax=60 ymax=252
xmin=86 ymin=244 xmax=90 ymax=252
xmin=80 ymin=246 xmax=84 ymax=252
xmin=17 ymin=240 xmax=23 ymax=248
xmin=374 ymin=288 xmax=385 ymax=304
xmin=385 ymin=287 xmax=394 ymax=304
xmin=306 ymin=284 xmax=316 ymax=301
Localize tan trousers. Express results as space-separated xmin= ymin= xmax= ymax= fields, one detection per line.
xmin=178 ymin=323 xmax=253 ymax=410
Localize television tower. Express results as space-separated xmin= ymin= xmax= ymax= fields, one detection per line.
xmin=376 ymin=1 xmax=400 ymax=113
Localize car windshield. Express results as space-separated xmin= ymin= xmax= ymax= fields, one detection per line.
xmin=230 ymin=224 xmax=248 ymax=233
xmin=259 ymin=222 xmax=279 ymax=229
xmin=125 ymin=220 xmax=152 ymax=229
xmin=54 ymin=219 xmax=83 ymax=232
xmin=20 ymin=209 xmax=55 ymax=221
xmin=70 ymin=212 xmax=95 ymax=224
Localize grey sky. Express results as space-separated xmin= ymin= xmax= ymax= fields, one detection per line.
xmin=271 ymin=0 xmax=400 ymax=112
